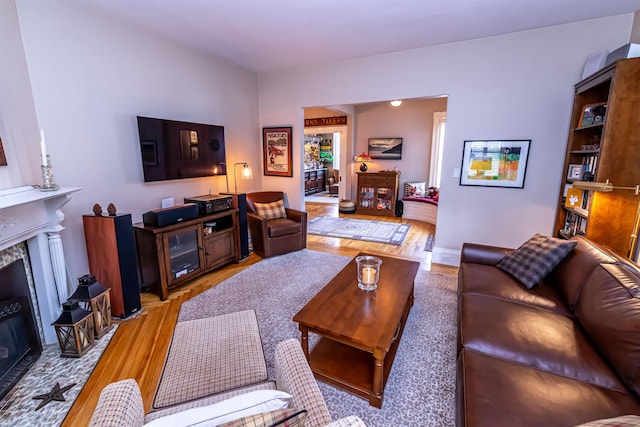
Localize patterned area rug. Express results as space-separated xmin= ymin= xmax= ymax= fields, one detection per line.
xmin=307 ymin=216 xmax=411 ymax=245
xmin=179 ymin=249 xmax=456 ymax=426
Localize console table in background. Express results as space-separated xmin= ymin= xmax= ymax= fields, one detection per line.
xmin=356 ymin=171 xmax=400 ymax=217
xmin=304 ymin=168 xmax=327 ymax=195
xmin=134 ymin=209 xmax=239 ymax=300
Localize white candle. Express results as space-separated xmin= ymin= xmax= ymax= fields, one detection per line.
xmin=362 ymin=267 xmax=376 ymax=285
xmin=40 ymin=129 xmax=48 ymax=165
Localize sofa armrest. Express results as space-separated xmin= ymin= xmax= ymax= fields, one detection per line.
xmin=89 ymin=379 xmax=145 ymax=427
xmin=460 ymin=243 xmax=512 ymax=266
xmin=274 ymin=339 xmax=332 ymax=427
xmin=285 ymin=208 xmax=307 ymax=223
xmin=286 ymin=208 xmax=308 ymax=237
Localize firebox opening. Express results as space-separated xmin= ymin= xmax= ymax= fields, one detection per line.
xmin=0 ymin=260 xmax=43 ymax=400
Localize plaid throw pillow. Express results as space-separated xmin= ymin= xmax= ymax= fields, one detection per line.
xmin=254 ymin=200 xmax=287 ymax=219
xmin=496 ymin=233 xmax=578 ymax=289
xmin=218 ymin=408 xmax=308 ymax=427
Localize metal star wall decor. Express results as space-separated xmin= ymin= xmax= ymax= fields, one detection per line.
xmin=32 ymin=382 xmax=75 ymax=411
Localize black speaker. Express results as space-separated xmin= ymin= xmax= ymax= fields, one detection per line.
xmin=142 ymin=203 xmax=199 ymax=227
xmin=223 ymin=193 xmax=249 ymax=259
xmin=83 ymin=213 xmax=142 ymax=318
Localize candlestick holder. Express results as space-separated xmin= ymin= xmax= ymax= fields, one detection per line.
xmin=41 ymin=155 xmax=60 ymax=192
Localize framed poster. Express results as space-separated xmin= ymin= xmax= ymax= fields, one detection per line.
xmin=460 ymin=139 xmax=531 ymax=188
xmin=263 ymin=127 xmax=293 ymax=177
xmin=368 ymin=137 xmax=402 ymax=159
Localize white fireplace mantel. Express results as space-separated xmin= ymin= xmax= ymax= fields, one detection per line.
xmin=0 ymin=185 xmax=81 ymax=344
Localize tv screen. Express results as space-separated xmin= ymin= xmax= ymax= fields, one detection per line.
xmin=137 ymin=116 xmax=226 ymax=182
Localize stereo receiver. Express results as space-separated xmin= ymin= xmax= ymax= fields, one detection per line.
xmin=183 ymin=194 xmax=232 ymax=216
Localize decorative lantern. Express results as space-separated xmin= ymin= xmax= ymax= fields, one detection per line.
xmin=52 ymin=300 xmax=95 ymax=357
xmin=70 ymin=275 xmax=113 ymax=339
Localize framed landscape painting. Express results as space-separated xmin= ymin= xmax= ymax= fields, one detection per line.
xmin=263 ymin=126 xmax=293 ymax=177
xmin=460 ymin=139 xmax=530 ymax=188
xmin=368 ymin=137 xmax=402 ymax=160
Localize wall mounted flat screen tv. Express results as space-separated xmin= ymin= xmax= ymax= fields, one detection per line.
xmin=137 ymin=116 xmax=226 ymax=182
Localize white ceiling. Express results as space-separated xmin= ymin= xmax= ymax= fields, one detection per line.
xmin=84 ymin=0 xmax=640 ymax=73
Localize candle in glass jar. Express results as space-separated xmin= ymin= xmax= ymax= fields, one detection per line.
xmin=362 ymin=267 xmax=376 ymax=285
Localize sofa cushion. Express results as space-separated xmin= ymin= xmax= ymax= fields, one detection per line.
xmin=496 ymin=233 xmax=577 ymax=289
xmin=144 ymin=383 xmax=277 ymax=422
xmin=153 ymin=310 xmax=268 ymax=409
xmin=217 ymin=408 xmax=307 ymax=427
xmin=550 ymin=235 xmax=618 ymax=309
xmin=575 ymin=263 xmax=640 ymax=398
xmin=255 ymin=200 xmax=287 ymax=219
xmin=144 ymin=390 xmax=293 ymax=427
xmin=457 ymin=349 xmax=640 ymax=427
xmin=458 ymin=294 xmax=627 ymax=392
xmin=575 ymin=415 xmax=640 ymax=426
xmin=268 ymin=218 xmax=303 ymax=238
xmin=459 ymin=263 xmax=572 ymax=315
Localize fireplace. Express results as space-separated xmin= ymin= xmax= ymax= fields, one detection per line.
xmin=0 ymin=260 xmax=42 ymax=400
xmin=0 ymin=185 xmax=80 ymax=401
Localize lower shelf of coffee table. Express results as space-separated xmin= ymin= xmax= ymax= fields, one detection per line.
xmin=309 ymin=337 xmax=394 ymax=406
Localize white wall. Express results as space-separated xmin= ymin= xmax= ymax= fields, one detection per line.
xmin=258 ymin=15 xmax=634 ymax=265
xmin=353 ymin=98 xmax=448 ymax=186
xmin=0 ymin=0 xmax=41 ymax=189
xmin=14 ymin=1 xmax=260 ymax=280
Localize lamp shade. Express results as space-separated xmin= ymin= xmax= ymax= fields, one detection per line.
xmin=355 ymin=152 xmax=372 ymax=162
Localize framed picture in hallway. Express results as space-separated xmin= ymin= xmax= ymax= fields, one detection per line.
xmin=263 ymin=126 xmax=293 ymax=177
xmin=368 ymin=137 xmax=402 ymax=159
xmin=460 ymin=139 xmax=530 ymax=188
xmin=0 ymin=137 xmax=6 ymax=166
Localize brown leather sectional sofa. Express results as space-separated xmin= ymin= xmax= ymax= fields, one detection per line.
xmin=457 ymin=235 xmax=640 ymax=427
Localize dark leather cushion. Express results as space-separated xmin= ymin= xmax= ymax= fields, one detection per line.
xmin=550 ymin=235 xmax=618 ymax=309
xmin=268 ymin=218 xmax=302 ymax=238
xmin=457 ymin=349 xmax=640 ymax=427
xmin=575 ymin=263 xmax=640 ymax=398
xmin=496 ymin=233 xmax=577 ymax=289
xmin=459 ymin=263 xmax=572 ymax=315
xmin=459 ymin=294 xmax=626 ymax=392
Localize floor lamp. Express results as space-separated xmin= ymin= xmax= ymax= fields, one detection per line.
xmin=212 ymin=162 xmax=229 ymax=193
xmin=572 ymin=179 xmax=640 ymax=259
xmin=233 ymin=162 xmax=253 ymax=193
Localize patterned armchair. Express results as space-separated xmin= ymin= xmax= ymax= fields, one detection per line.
xmin=245 ymin=192 xmax=308 ymax=258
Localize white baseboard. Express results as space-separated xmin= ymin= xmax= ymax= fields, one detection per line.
xmin=431 ymin=247 xmax=461 ymax=267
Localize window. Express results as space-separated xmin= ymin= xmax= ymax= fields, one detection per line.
xmin=429 ymin=112 xmax=446 ymax=188
xmin=332 ymin=132 xmax=341 ymax=170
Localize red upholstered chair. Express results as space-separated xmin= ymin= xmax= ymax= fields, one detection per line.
xmin=245 ymin=191 xmax=308 ymax=258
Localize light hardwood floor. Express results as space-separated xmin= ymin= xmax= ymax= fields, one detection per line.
xmin=62 ymin=202 xmax=457 ymax=425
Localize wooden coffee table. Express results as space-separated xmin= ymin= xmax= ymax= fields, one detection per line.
xmin=292 ymin=252 xmax=420 ymax=408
